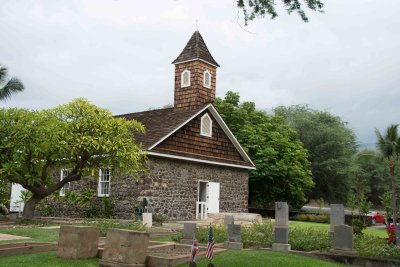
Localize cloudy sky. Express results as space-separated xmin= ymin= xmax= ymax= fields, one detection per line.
xmin=1 ymin=0 xmax=399 ymax=147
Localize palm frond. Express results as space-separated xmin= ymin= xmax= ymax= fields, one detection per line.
xmin=0 ymin=77 xmax=24 ymax=100
xmin=375 ymin=125 xmax=400 ymax=159
xmin=0 ymin=66 xmax=7 ymax=85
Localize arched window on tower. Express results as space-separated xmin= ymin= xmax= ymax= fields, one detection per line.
xmin=181 ymin=69 xmax=191 ymax=88
xmin=203 ymin=70 xmax=211 ymax=88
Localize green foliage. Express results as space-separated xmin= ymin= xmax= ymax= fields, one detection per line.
xmin=171 ymin=232 xmax=183 ymax=243
xmin=19 ymin=190 xmax=32 ymax=204
xmin=36 ymin=201 xmax=54 ymax=217
xmin=0 ymin=179 xmax=10 ymax=207
xmin=85 ymin=202 xmax=99 ymax=218
xmin=152 ymin=213 xmax=168 ymax=225
xmin=241 ymin=222 xmax=274 ymax=248
xmin=236 ymin=0 xmax=324 ymax=25
xmin=352 ymin=218 xmax=366 ymax=235
xmin=289 ymin=227 xmax=332 ymax=251
xmin=275 ymin=105 xmax=357 ymax=203
xmin=347 ymin=194 xmax=357 ymax=215
xmin=294 ymin=214 xmax=329 ymax=224
xmin=355 ymin=235 xmax=400 ymax=259
xmin=350 ymin=150 xmax=389 ymax=205
xmin=215 ymin=92 xmax=313 ymax=208
xmin=0 ymin=203 xmax=8 ymax=216
xmin=0 ymin=65 xmax=24 ymax=101
xmin=82 ymin=219 xmax=145 ymax=236
xmin=380 ymin=191 xmax=394 ymax=221
xmin=0 ymin=98 xmax=147 ymax=218
xmin=196 ymin=226 xmax=227 ymax=243
xmin=101 ymin=197 xmax=114 ymax=219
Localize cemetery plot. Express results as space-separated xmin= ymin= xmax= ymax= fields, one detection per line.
xmin=0 ymin=242 xmax=57 ymax=257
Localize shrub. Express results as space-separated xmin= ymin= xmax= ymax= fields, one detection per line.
xmin=36 ymin=201 xmax=54 ymax=217
xmin=171 ymin=232 xmax=183 ymax=242
xmin=0 ymin=204 xmax=8 ymax=216
xmin=294 ymin=213 xmax=329 ymax=223
xmin=101 ymin=197 xmax=114 ymax=219
xmin=355 ymin=235 xmax=400 ymax=259
xmin=82 ymin=219 xmax=145 ymax=236
xmin=289 ymin=227 xmax=332 ymax=251
xmin=352 ymin=218 xmax=366 ymax=235
xmin=196 ymin=225 xmax=227 ymax=243
xmin=152 ymin=213 xmax=168 ymax=225
xmin=241 ymin=221 xmax=274 ymax=248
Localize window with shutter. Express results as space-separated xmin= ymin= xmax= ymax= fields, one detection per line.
xmin=200 ymin=114 xmax=212 ymax=137
xmin=203 ymin=70 xmax=211 ymax=88
xmin=60 ymin=169 xmax=70 ymax=196
xmin=181 ymin=69 xmax=190 ymax=87
xmin=98 ymin=168 xmax=111 ymax=197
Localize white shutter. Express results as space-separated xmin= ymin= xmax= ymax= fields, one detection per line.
xmin=200 ymin=114 xmax=212 ymax=137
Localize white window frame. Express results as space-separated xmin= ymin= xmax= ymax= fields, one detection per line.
xmin=181 ymin=69 xmax=191 ymax=88
xmin=200 ymin=113 xmax=212 ymax=137
xmin=60 ymin=169 xmax=71 ymax=197
xmin=98 ymin=168 xmax=111 ymax=197
xmin=203 ymin=70 xmax=211 ymax=89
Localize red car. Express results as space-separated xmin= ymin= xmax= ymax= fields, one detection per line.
xmin=367 ymin=211 xmax=386 ymax=225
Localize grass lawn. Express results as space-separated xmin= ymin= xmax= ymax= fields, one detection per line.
xmin=289 ymin=221 xmax=387 ymax=238
xmin=0 ymin=251 xmax=97 ymax=267
xmin=0 ymin=226 xmax=59 ymax=244
xmin=0 ymin=250 xmax=343 ymax=267
xmin=176 ymin=250 xmax=344 ymax=267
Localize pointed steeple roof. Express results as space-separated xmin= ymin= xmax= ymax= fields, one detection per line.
xmin=172 ymin=31 xmax=220 ymax=67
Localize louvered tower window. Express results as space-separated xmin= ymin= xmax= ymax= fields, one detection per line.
xmin=181 ymin=69 xmax=191 ymax=87
xmin=203 ymin=70 xmax=211 ymax=88
xmin=200 ymin=114 xmax=212 ymax=137
xmin=60 ymin=169 xmax=71 ymax=196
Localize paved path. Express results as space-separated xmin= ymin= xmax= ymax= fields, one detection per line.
xmin=0 ymin=233 xmax=30 ymax=241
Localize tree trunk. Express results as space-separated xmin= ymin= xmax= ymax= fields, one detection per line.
xmin=390 ymin=161 xmax=398 ymax=246
xmin=22 ymin=196 xmax=42 ymax=220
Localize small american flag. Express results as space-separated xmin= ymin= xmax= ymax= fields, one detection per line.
xmin=206 ymin=224 xmax=215 ymax=260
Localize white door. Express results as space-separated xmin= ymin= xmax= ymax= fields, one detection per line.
xmin=207 ymin=182 xmax=220 ymax=213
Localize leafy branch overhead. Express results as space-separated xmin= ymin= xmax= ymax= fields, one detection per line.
xmin=0 ymin=65 xmax=24 ymax=101
xmin=237 ymin=0 xmax=325 ymax=24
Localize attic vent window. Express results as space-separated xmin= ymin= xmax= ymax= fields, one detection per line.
xmin=200 ymin=114 xmax=212 ymax=137
xmin=181 ymin=69 xmax=190 ymax=88
xmin=203 ymin=70 xmax=211 ymax=88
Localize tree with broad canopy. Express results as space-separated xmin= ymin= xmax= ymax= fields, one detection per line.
xmin=0 ymin=98 xmax=146 ymax=219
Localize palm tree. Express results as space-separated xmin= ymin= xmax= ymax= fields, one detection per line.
xmin=375 ymin=124 xmax=400 ymax=245
xmin=0 ymin=65 xmax=24 ymax=101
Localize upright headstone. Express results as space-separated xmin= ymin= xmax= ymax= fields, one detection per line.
xmin=224 ymin=215 xmax=234 ymax=228
xmin=333 ymin=224 xmax=354 ymax=252
xmin=224 ymin=224 xmax=243 ymax=250
xmin=272 ymin=202 xmax=291 ymax=252
xmin=181 ymin=223 xmax=197 ymax=244
xmin=57 ymin=225 xmax=100 ymax=259
xmin=330 ymin=204 xmax=345 ymax=235
xmin=142 ymin=212 xmax=152 ymax=228
xmin=100 ymin=229 xmax=149 ymax=267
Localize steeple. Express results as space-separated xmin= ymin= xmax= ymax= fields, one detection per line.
xmin=172 ymin=31 xmax=220 ymax=67
xmin=172 ymin=31 xmax=219 ymax=111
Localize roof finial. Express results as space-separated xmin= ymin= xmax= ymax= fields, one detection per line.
xmin=195 ymin=19 xmax=198 ymax=31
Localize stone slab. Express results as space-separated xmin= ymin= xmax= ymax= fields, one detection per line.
xmin=227 ymin=224 xmax=241 ymax=243
xmin=275 ymin=202 xmax=289 ymax=227
xmin=224 ymin=241 xmax=243 ymax=250
xmin=100 ymin=228 xmax=149 ymax=266
xmin=333 ymin=224 xmax=353 ymax=251
xmin=224 ymin=215 xmax=234 ymax=227
xmin=330 ymin=204 xmax=345 ymax=232
xmin=57 ymin=225 xmax=100 ymax=259
xmin=0 ymin=242 xmax=57 ymax=258
xmin=272 ymin=243 xmax=291 ymax=252
xmin=142 ymin=213 xmax=152 ymax=228
xmin=182 ymin=223 xmax=197 ymax=240
xmin=274 ymin=227 xmax=289 ymax=244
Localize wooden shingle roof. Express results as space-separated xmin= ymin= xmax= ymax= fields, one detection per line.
xmin=115 ymin=107 xmax=202 ymax=149
xmin=172 ymin=31 xmax=220 ymax=67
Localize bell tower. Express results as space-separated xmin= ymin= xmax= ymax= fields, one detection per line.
xmin=172 ymin=31 xmax=220 ymax=111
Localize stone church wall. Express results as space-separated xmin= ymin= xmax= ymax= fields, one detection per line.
xmin=45 ymin=157 xmax=249 ymax=220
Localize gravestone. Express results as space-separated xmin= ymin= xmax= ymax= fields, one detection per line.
xmin=181 ymin=223 xmax=197 ymax=245
xmin=272 ymin=202 xmax=291 ymax=252
xmin=224 ymin=224 xmax=243 ymax=250
xmin=224 ymin=215 xmax=234 ymax=227
xmin=333 ymin=224 xmax=353 ymax=252
xmin=142 ymin=213 xmax=152 ymax=228
xmin=57 ymin=225 xmax=100 ymax=259
xmin=330 ymin=204 xmax=345 ymax=235
xmin=100 ymin=228 xmax=150 ymax=267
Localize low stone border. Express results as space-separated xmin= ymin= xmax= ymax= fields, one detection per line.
xmin=0 ymin=242 xmax=57 ymax=258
